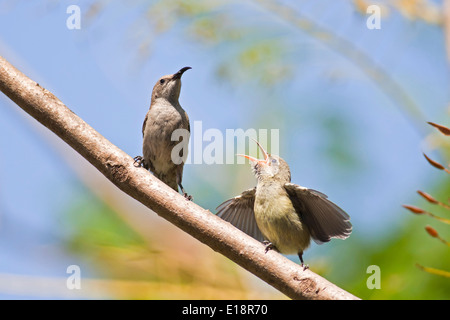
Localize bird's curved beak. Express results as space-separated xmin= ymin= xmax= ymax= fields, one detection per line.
xmin=237 ymin=139 xmax=269 ymax=165
xmin=172 ymin=66 xmax=192 ymax=80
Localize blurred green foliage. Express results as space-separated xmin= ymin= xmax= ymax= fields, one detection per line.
xmin=64 ymin=191 xmax=285 ymax=299
xmin=64 ymin=178 xmax=450 ymax=299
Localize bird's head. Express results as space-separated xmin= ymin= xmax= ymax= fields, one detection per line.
xmin=238 ymin=140 xmax=291 ymax=184
xmin=151 ymin=66 xmax=191 ymax=104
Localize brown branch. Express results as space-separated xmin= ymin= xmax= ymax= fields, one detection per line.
xmin=0 ymin=55 xmax=359 ymax=300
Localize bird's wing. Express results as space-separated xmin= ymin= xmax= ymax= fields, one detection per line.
xmin=284 ymin=183 xmax=352 ymax=244
xmin=185 ymin=110 xmax=190 ymax=133
xmin=181 ymin=110 xmax=190 ymax=162
xmin=142 ymin=112 xmax=148 ymax=138
xmin=216 ymin=188 xmax=265 ymax=242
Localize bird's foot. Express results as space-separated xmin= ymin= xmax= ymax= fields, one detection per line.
xmin=179 ymin=183 xmax=193 ymax=201
xmin=298 ymin=251 xmax=308 ymax=270
xmin=133 ymin=156 xmax=145 ymax=167
xmin=183 ymin=192 xmax=193 ymax=201
xmin=263 ymin=241 xmax=276 ymax=254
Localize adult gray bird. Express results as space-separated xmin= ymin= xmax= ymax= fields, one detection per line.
xmin=134 ymin=67 xmax=191 ymax=198
xmin=216 ymin=141 xmax=352 ymax=267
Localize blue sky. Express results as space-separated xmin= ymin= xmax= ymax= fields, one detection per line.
xmin=0 ymin=1 xmax=448 ymax=298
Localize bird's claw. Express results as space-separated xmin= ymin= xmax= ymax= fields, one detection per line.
xmin=179 ymin=184 xmax=193 ymax=201
xmin=301 ymin=263 xmax=309 ymax=271
xmin=183 ymin=193 xmax=193 ymax=201
xmin=133 ymin=156 xmax=145 ymax=167
xmin=263 ymin=241 xmax=275 ymax=254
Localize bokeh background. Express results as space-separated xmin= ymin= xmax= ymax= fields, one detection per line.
xmin=0 ymin=0 xmax=449 ymax=299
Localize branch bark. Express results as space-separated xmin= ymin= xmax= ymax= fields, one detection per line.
xmin=0 ymin=55 xmax=359 ymax=300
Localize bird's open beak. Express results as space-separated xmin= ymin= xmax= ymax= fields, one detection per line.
xmin=172 ymin=66 xmax=192 ymax=79
xmin=237 ymin=139 xmax=269 ymax=165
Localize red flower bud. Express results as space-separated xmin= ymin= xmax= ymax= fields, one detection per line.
xmin=402 ymin=204 xmax=425 ymax=214
xmin=425 ymin=225 xmax=439 ymax=238
xmin=428 ymin=122 xmax=450 ymax=136
xmin=417 ymin=190 xmax=438 ymax=204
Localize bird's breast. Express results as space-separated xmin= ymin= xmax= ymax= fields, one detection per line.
xmin=143 ymin=101 xmax=189 ymax=173
xmin=147 ymin=102 xmax=188 ymax=131
xmin=254 ymin=185 xmax=310 ymax=254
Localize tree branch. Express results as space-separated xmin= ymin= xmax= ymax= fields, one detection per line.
xmin=0 ymin=55 xmax=359 ymax=300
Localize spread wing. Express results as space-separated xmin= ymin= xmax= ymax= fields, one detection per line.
xmin=216 ymin=188 xmax=265 ymax=242
xmin=284 ymin=183 xmax=352 ymax=244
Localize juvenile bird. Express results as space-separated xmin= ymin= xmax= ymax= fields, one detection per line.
xmin=217 ymin=141 xmax=352 ymax=267
xmin=134 ymin=67 xmax=191 ymax=198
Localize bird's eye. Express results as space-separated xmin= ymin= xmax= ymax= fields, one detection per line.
xmin=160 ymin=79 xmax=165 ymax=84
xmin=271 ymin=158 xmax=277 ymax=164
